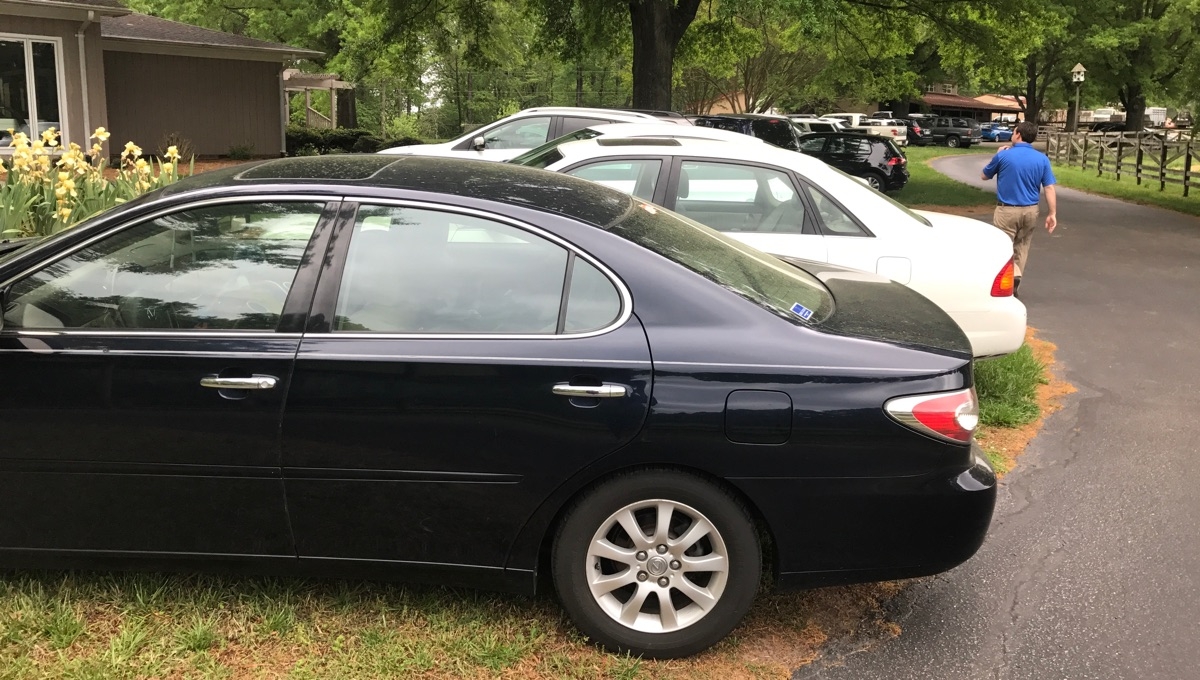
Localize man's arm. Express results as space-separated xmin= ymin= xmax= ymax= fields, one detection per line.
xmin=1044 ymin=184 xmax=1057 ymax=233
xmin=981 ymin=155 xmax=1001 ymax=180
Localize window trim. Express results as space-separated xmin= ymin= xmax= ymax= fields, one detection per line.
xmin=0 ymin=33 xmax=70 ymax=151
xmin=305 ymin=197 xmax=633 ymax=340
xmin=0 ymin=194 xmax=338 ymax=338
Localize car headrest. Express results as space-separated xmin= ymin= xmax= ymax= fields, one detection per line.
xmin=677 ymin=168 xmax=690 ymax=199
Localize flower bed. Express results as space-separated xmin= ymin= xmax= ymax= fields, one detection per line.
xmin=2 ymin=127 xmax=191 ymax=238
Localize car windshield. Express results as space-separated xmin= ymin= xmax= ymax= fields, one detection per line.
xmin=607 ymin=202 xmax=835 ymax=325
xmin=0 ymin=236 xmax=47 ymax=266
xmin=509 ymin=128 xmax=604 ymax=168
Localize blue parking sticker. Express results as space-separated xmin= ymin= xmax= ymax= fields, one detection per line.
xmin=790 ymin=302 xmax=814 ymax=320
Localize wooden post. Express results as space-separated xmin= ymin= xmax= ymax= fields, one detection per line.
xmin=1160 ymin=142 xmax=1168 ymax=191
xmin=1184 ymin=144 xmax=1193 ymax=198
xmin=1081 ymin=135 xmax=1089 ymax=170
xmin=1115 ymin=134 xmax=1123 ymax=181
xmin=1097 ymin=139 xmax=1104 ymax=177
xmin=1136 ymin=135 xmax=1144 ymax=185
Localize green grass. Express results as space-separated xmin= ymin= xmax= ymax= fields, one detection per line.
xmin=892 ymin=145 xmax=996 ymax=207
xmin=1048 ymin=163 xmax=1200 ymax=217
xmin=975 ymin=344 xmax=1048 ymax=427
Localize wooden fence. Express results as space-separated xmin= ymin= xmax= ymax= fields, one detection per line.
xmin=1045 ymin=131 xmax=1196 ymax=197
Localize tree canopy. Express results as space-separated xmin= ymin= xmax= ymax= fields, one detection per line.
xmin=128 ymin=0 xmax=1199 ymax=134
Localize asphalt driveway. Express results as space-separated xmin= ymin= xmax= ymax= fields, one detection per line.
xmin=796 ymin=153 xmax=1200 ymax=680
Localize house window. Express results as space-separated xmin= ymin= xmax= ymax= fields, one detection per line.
xmin=924 ymin=84 xmax=936 ymax=93
xmin=941 ymin=83 xmax=954 ymax=94
xmin=0 ymin=36 xmax=66 ymax=149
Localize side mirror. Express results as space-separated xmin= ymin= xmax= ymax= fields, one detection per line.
xmin=472 ymin=136 xmax=487 ymax=151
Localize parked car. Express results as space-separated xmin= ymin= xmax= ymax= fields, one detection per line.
xmin=690 ymin=113 xmax=802 ymax=150
xmin=507 ymin=122 xmax=766 ymax=169
xmin=0 ymin=154 xmax=996 ymax=659
xmin=377 ymin=107 xmax=666 ymax=160
xmin=790 ymin=118 xmax=845 ymax=134
xmin=795 ymin=132 xmax=909 ymax=191
xmin=820 ymin=114 xmax=907 ymax=146
xmin=910 ymin=115 xmax=984 ymax=147
xmin=619 ymin=109 xmax=694 ymax=125
xmin=980 ymin=122 xmax=1013 ymax=142
xmin=901 ymin=118 xmax=934 ymax=146
xmin=514 ymin=137 xmax=1026 ymax=357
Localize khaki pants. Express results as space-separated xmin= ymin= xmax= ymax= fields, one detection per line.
xmin=993 ymin=205 xmax=1040 ymax=277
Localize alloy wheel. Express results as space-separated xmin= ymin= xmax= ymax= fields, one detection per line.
xmin=585 ymin=499 xmax=729 ymax=634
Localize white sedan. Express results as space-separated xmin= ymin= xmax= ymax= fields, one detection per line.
xmin=377 ymin=107 xmax=666 ymax=161
xmin=513 ymin=137 xmax=1025 ymax=358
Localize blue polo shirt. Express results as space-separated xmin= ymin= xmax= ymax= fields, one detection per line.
xmin=982 ymin=142 xmax=1056 ymax=206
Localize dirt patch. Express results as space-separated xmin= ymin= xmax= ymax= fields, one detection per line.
xmin=907 ymin=203 xmax=995 ymax=219
xmin=976 ymin=328 xmax=1075 ymax=475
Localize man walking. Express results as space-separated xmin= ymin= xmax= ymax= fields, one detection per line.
xmin=980 ymin=121 xmax=1057 ymax=296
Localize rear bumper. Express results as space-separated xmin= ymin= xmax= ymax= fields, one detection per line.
xmin=737 ymin=445 xmax=997 ymax=591
xmin=948 ymin=298 xmax=1027 ymax=358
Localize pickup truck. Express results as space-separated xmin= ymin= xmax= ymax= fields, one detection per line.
xmin=822 ymin=114 xmax=908 ymax=146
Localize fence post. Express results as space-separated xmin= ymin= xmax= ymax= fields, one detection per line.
xmin=1136 ymin=135 xmax=1144 ymax=185
xmin=1160 ymin=142 xmax=1168 ymax=192
xmin=1097 ymin=139 xmax=1105 ymax=177
xmin=1185 ymin=143 xmax=1193 ymax=198
xmin=1115 ymin=135 xmax=1123 ymax=181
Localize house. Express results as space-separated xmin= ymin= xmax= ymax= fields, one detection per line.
xmin=1 ymin=0 xmax=321 ymax=157
xmin=906 ymin=83 xmax=1023 ymax=121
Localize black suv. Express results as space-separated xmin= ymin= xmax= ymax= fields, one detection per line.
xmin=910 ymin=115 xmax=983 ymax=147
xmin=691 ymin=113 xmax=802 ymax=150
xmin=796 ymin=132 xmax=909 ymax=191
xmin=901 ymin=118 xmax=934 ymax=146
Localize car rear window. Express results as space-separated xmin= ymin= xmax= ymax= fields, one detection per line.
xmin=750 ymin=120 xmax=796 ymax=148
xmin=508 ymin=128 xmax=604 ymax=168
xmin=607 ymin=203 xmax=834 ymax=324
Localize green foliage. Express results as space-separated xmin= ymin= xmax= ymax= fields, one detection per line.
xmin=284 ymin=125 xmax=424 ymax=155
xmin=975 ymin=344 xmax=1047 ymax=427
xmin=227 ymin=144 xmax=255 ymax=160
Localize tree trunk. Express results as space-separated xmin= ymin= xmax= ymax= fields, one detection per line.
xmin=1122 ymin=82 xmax=1146 ymax=131
xmin=576 ymin=63 xmax=584 ymax=107
xmin=1023 ymin=55 xmax=1040 ymax=124
xmin=628 ymin=0 xmax=700 ymax=109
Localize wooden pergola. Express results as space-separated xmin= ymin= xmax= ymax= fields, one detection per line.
xmin=283 ymin=69 xmax=353 ymax=129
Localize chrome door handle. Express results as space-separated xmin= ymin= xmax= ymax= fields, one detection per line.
xmin=201 ymin=375 xmax=278 ymax=390
xmin=552 ymin=383 xmax=628 ymax=398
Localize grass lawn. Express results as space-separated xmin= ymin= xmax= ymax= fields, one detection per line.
xmin=1048 ymin=164 xmax=1200 ymax=217
xmin=892 ymin=145 xmax=994 ymax=207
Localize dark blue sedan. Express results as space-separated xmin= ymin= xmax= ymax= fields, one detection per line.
xmin=0 ymin=156 xmax=995 ymax=658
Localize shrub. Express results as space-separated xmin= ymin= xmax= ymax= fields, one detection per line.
xmin=1 ymin=127 xmax=190 ymax=238
xmin=228 ymin=143 xmax=255 ymax=160
xmin=285 ymin=125 xmax=428 ymax=156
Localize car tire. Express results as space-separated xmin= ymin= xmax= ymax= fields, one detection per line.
xmin=551 ymin=469 xmax=761 ymax=659
xmin=864 ymin=172 xmax=886 ymax=191
xmin=946 ymin=135 xmax=961 ymax=148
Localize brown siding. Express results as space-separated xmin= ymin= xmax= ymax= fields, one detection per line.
xmin=103 ymin=51 xmax=281 ymax=157
xmin=0 ymin=14 xmax=108 ymax=145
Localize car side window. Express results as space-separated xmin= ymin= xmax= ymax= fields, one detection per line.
xmin=804 ymin=186 xmax=869 ymax=237
xmin=482 ymin=116 xmax=552 ymax=149
xmin=566 ymin=159 xmax=663 ymax=201
xmin=559 ymin=116 xmax=614 ymax=136
xmin=334 ymin=206 xmax=620 ymax=334
xmin=2 ymin=202 xmax=325 ymax=331
xmin=674 ymin=161 xmax=807 ymax=234
xmin=798 ymin=136 xmax=827 ymax=153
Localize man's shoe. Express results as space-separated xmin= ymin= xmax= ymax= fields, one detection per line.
xmin=1013 ymin=276 xmax=1022 ymax=299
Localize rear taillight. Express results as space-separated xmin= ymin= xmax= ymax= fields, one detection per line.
xmin=886 ymin=388 xmax=979 ymax=443
xmin=991 ymin=259 xmax=1015 ymax=297
xmin=887 ymin=156 xmax=906 ymax=166
xmin=913 ymin=125 xmax=922 ymax=133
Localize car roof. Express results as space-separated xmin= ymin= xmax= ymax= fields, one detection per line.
xmin=155 ymin=155 xmax=638 ymax=229
xmin=584 ymin=122 xmax=766 ymax=143
xmin=693 ymin=113 xmax=792 ymax=122
xmin=551 ymin=137 xmax=834 ymax=174
xmin=517 ymin=106 xmax=660 ymax=121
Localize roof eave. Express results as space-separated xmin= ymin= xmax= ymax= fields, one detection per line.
xmin=1 ymin=0 xmax=129 ymax=17
xmin=101 ymin=36 xmax=323 ymax=62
